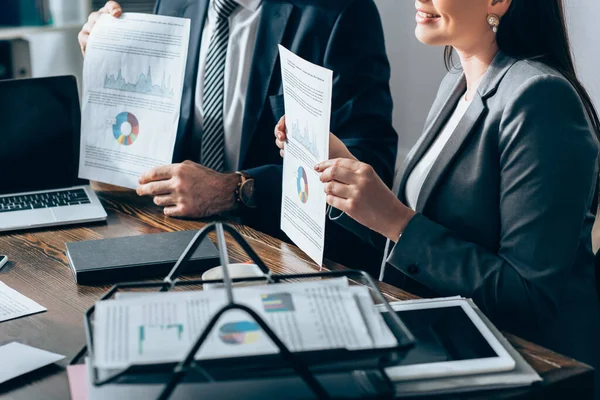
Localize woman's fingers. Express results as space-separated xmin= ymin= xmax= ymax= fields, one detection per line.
xmin=315 ymin=158 xmax=362 ymax=173
xmin=274 ymin=115 xmax=287 ymax=141
xmin=274 ymin=115 xmax=287 ymax=157
xmin=326 ymin=195 xmax=350 ymax=213
xmin=275 ymin=137 xmax=285 ymax=150
xmin=324 ymin=181 xmax=353 ymax=199
xmin=318 ymin=162 xmax=357 ymax=185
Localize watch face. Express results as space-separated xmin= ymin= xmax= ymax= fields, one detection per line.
xmin=241 ymin=179 xmax=257 ymax=208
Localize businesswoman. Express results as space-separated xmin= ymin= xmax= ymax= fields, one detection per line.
xmin=276 ymin=0 xmax=600 ymax=389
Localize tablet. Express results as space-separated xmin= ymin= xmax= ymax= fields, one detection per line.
xmin=382 ymin=299 xmax=516 ymax=382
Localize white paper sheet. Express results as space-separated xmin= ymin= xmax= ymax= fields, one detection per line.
xmin=92 ymin=278 xmax=396 ymax=369
xmin=278 ymin=45 xmax=332 ymax=266
xmin=0 ymin=281 xmax=46 ymax=322
xmin=79 ymin=13 xmax=191 ymax=189
xmin=0 ymin=342 xmax=64 ymax=384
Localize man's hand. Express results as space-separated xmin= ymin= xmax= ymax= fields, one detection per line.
xmin=78 ymin=1 xmax=122 ymax=55
xmin=136 ymin=161 xmax=240 ymax=218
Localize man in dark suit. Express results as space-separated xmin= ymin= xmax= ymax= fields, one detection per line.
xmin=79 ymin=0 xmax=397 ymax=268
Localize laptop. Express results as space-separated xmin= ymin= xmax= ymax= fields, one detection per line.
xmin=0 ymin=76 xmax=107 ymax=232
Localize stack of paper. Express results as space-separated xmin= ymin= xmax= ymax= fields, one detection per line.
xmin=92 ymin=278 xmax=398 ymax=369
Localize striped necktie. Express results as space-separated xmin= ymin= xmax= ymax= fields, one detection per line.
xmin=201 ymin=0 xmax=239 ymax=172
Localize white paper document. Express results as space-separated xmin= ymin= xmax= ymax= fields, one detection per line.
xmin=278 ymin=45 xmax=332 ymax=266
xmin=79 ymin=13 xmax=191 ymax=189
xmin=0 ymin=281 xmax=46 ymax=322
xmin=0 ymin=342 xmax=64 ymax=384
xmin=92 ymin=278 xmax=397 ymax=369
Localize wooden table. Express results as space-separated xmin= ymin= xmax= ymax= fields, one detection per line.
xmin=0 ymin=186 xmax=594 ymax=399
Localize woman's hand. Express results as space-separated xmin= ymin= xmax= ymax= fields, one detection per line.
xmin=316 ymin=158 xmax=416 ymax=242
xmin=274 ymin=116 xmax=357 ymax=160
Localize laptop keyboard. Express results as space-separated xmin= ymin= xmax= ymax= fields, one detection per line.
xmin=0 ymin=189 xmax=91 ymax=213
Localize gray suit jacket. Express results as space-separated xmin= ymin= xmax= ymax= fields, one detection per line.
xmin=382 ymin=52 xmax=600 ymax=377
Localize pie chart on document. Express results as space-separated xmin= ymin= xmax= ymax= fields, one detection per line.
xmin=296 ymin=166 xmax=309 ymax=203
xmin=218 ymin=321 xmax=261 ymax=345
xmin=112 ymin=111 xmax=140 ymax=145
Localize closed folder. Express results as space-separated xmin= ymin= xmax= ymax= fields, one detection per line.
xmin=66 ymin=230 xmax=220 ymax=285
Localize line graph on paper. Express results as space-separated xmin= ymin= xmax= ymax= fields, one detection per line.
xmin=104 ymin=66 xmax=175 ymax=99
xmin=289 ymin=119 xmax=320 ymax=159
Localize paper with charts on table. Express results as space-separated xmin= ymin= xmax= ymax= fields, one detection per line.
xmin=278 ymin=45 xmax=332 ymax=267
xmin=79 ymin=13 xmax=191 ymax=189
xmin=92 ymin=278 xmax=397 ymax=369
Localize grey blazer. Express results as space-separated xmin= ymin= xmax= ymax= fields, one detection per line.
xmin=341 ymin=51 xmax=600 ymax=380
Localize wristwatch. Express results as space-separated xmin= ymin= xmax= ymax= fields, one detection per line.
xmin=235 ymin=171 xmax=257 ymax=209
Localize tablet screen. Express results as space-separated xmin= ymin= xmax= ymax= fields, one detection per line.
xmin=390 ymin=305 xmax=498 ymax=365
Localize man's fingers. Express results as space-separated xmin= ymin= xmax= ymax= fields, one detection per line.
xmin=80 ymin=12 xmax=101 ymax=54
xmin=78 ymin=31 xmax=89 ymax=55
xmin=164 ymin=205 xmax=184 ymax=218
xmin=104 ymin=1 xmax=123 ymax=16
xmin=139 ymin=165 xmax=176 ymax=184
xmin=319 ymin=164 xmax=356 ymax=185
xmin=88 ymin=11 xmax=100 ymax=23
xmin=153 ymin=195 xmax=176 ymax=207
xmin=137 ymin=180 xmax=173 ymax=197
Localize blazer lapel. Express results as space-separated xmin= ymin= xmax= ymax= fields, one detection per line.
xmin=415 ymin=95 xmax=486 ymax=212
xmin=396 ymin=74 xmax=466 ymax=203
xmin=414 ymin=51 xmax=519 ymax=213
xmin=237 ymin=2 xmax=293 ymax=169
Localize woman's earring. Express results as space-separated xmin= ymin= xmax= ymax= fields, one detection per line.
xmin=487 ymin=14 xmax=500 ymax=33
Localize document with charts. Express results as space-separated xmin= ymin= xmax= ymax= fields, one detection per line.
xmin=79 ymin=13 xmax=190 ymax=189
xmin=278 ymin=45 xmax=332 ymax=266
xmin=92 ymin=278 xmax=397 ymax=369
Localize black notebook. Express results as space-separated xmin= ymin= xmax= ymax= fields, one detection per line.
xmin=66 ymin=230 xmax=220 ymax=285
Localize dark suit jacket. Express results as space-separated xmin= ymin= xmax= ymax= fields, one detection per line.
xmin=339 ymin=51 xmax=600 ymax=380
xmin=154 ymin=0 xmax=398 ymax=245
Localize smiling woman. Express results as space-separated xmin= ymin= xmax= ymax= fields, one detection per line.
xmin=275 ymin=0 xmax=600 ymax=397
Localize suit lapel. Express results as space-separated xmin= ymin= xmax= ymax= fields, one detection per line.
xmin=396 ymin=75 xmax=466 ymax=203
xmin=411 ymin=51 xmax=519 ymax=213
xmin=415 ymin=95 xmax=486 ymax=212
xmin=173 ymin=0 xmax=209 ymax=161
xmin=237 ymin=2 xmax=293 ymax=169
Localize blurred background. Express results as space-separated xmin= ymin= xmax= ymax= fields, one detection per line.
xmin=1 ymin=0 xmax=598 ymax=164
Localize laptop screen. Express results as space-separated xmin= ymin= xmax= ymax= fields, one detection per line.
xmin=0 ymin=76 xmax=85 ymax=196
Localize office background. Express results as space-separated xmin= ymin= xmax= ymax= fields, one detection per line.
xmin=3 ymin=0 xmax=599 ymax=166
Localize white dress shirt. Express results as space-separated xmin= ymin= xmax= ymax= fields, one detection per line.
xmin=194 ymin=0 xmax=263 ymax=172
xmin=405 ymin=94 xmax=471 ymax=210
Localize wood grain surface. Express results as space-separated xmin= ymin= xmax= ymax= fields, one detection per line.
xmin=0 ymin=184 xmax=593 ymax=399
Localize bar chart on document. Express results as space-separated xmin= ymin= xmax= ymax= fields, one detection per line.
xmin=79 ymin=13 xmax=191 ymax=189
